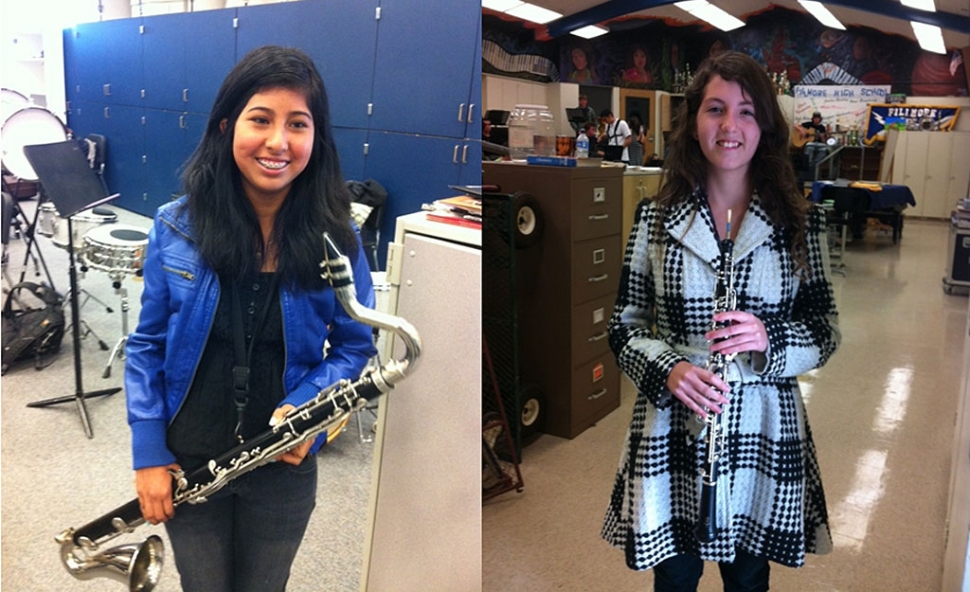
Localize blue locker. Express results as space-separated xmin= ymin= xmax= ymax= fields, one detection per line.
xmin=234 ymin=0 xmax=378 ymax=130
xmin=142 ymin=110 xmax=187 ymax=215
xmin=65 ymin=19 xmax=143 ymax=107
xmin=364 ymin=131 xmax=467 ymax=266
xmin=370 ymin=0 xmax=480 ymax=138
xmin=332 ymin=127 xmax=368 ymax=183
xmin=99 ymin=104 xmax=146 ymax=214
xmin=142 ymin=10 xmax=236 ymax=114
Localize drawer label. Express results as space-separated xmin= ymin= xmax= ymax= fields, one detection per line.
xmin=592 ymin=248 xmax=605 ymax=265
xmin=592 ymin=362 xmax=604 ymax=382
xmin=593 ymin=307 xmax=605 ymax=324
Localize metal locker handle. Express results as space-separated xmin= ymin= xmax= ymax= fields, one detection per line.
xmin=588 ymin=214 xmax=609 ymax=221
xmin=587 ymin=274 xmax=608 ymax=283
xmin=588 ymin=388 xmax=607 ymax=401
xmin=452 ymin=145 xmax=460 ymax=163
xmin=587 ymin=332 xmax=608 ymax=342
xmin=467 ymin=104 xmax=475 ymax=123
xmin=457 ymin=103 xmax=465 ymax=122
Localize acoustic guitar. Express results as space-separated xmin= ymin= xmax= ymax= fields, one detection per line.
xmin=791 ymin=126 xmax=819 ymax=149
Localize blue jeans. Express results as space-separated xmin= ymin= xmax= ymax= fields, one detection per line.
xmin=165 ymin=457 xmax=318 ymax=592
xmin=804 ymin=142 xmax=828 ymax=168
xmin=653 ymin=549 xmax=770 ymax=592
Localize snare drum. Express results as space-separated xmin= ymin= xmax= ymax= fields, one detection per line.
xmin=55 ymin=207 xmax=118 ymax=251
xmin=36 ymin=202 xmax=59 ymax=237
xmin=82 ymin=224 xmax=149 ymax=276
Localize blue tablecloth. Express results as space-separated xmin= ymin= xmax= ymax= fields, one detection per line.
xmin=811 ymin=181 xmax=916 ymax=210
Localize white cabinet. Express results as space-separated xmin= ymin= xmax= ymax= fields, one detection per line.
xmin=361 ymin=213 xmax=481 ymax=592
xmin=943 ymin=299 xmax=970 ymax=591
xmin=892 ymin=131 xmax=970 ymax=219
xmin=949 ymin=133 xmax=970 ymax=205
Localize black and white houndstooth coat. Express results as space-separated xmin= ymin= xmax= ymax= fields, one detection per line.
xmin=602 ymin=189 xmax=840 ymax=571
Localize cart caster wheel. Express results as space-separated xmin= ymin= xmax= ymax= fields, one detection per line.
xmin=518 ymin=383 xmax=544 ymax=439
xmin=512 ymin=192 xmax=543 ymax=249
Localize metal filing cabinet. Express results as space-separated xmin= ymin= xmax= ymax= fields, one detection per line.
xmin=483 ymin=162 xmax=624 ymax=439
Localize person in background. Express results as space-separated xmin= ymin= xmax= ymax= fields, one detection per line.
xmin=126 ymin=45 xmax=377 ymax=592
xmin=583 ymin=122 xmax=604 ymax=158
xmin=627 ymin=113 xmax=646 ymax=166
xmin=795 ymin=111 xmax=829 ymax=168
xmin=571 ymin=94 xmax=599 ymax=134
xmin=598 ymin=109 xmax=632 ymax=164
xmin=602 ymin=51 xmax=840 ymax=592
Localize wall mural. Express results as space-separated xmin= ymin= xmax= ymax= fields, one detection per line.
xmin=483 ymin=7 xmax=968 ymax=97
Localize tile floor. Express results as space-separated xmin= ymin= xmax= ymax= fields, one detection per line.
xmin=483 ymin=218 xmax=968 ymax=592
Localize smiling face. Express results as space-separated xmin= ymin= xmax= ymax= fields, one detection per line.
xmin=230 ymin=87 xmax=314 ymax=206
xmin=695 ymin=75 xmax=761 ymax=182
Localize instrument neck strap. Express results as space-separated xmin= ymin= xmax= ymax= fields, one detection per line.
xmin=230 ymin=273 xmax=279 ymax=443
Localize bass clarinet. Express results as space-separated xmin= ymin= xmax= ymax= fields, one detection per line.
xmin=54 ymin=233 xmax=422 ymax=592
xmin=694 ymin=210 xmax=737 ymax=544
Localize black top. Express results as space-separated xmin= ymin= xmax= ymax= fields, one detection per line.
xmin=800 ymin=121 xmax=827 ymax=142
xmin=167 ymin=273 xmax=285 ymax=471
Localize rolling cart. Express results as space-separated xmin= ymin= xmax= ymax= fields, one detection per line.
xmin=944 ymin=213 xmax=970 ymax=295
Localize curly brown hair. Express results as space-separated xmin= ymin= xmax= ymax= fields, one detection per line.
xmin=657 ymin=50 xmax=811 ymax=276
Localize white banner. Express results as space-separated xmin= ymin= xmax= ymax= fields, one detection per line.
xmin=793 ymin=85 xmax=891 ymax=132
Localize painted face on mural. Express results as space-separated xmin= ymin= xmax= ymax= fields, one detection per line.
xmin=695 ymin=75 xmax=761 ymax=181
xmin=633 ymin=48 xmax=647 ymax=69
xmin=572 ymin=47 xmax=588 ymax=70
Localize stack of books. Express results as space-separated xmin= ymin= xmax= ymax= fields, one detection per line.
xmin=422 ymin=195 xmax=482 ymax=228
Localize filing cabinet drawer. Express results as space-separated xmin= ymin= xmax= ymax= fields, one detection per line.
xmin=572 ymin=178 xmax=622 ymax=242
xmin=570 ymin=355 xmax=620 ymax=430
xmin=571 ymin=293 xmax=615 ymax=368
xmin=571 ymin=235 xmax=622 ymax=303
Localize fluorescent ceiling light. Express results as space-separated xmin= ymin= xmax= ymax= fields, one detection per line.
xmin=571 ymin=24 xmax=609 ymax=39
xmin=506 ymin=3 xmax=563 ymax=25
xmin=798 ymin=1 xmax=846 ymax=30
xmin=911 ymin=21 xmax=946 ymax=54
xmin=901 ymin=0 xmax=936 ymax=12
xmin=482 ymin=0 xmax=524 ymax=11
xmin=675 ymin=1 xmax=744 ymax=32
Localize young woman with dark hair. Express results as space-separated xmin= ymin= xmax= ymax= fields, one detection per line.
xmin=602 ymin=51 xmax=841 ymax=592
xmin=125 ymin=45 xmax=377 ymax=592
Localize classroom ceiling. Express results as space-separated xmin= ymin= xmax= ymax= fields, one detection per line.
xmin=501 ymin=0 xmax=970 ymax=50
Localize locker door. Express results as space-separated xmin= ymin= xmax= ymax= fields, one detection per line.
xmin=100 ymin=105 xmax=146 ymax=214
xmin=183 ymin=9 xmax=236 ymax=115
xmin=234 ymin=0 xmax=377 ymax=129
xmin=370 ymin=0 xmax=480 ymax=138
xmin=141 ymin=13 xmax=187 ymax=111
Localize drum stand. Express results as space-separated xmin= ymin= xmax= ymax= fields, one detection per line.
xmin=101 ymin=274 xmax=130 ymax=379
xmin=21 ymin=140 xmax=121 ymax=438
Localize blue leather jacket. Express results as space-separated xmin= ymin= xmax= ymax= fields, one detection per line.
xmin=125 ymin=197 xmax=377 ymax=470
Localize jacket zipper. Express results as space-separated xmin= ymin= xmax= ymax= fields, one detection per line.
xmin=161 ymin=265 xmax=195 ymax=281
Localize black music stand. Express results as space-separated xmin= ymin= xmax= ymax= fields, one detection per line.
xmin=22 ymin=140 xmax=121 ymax=438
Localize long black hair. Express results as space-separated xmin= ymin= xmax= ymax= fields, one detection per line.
xmin=181 ymin=45 xmax=357 ymax=290
xmin=658 ymin=50 xmax=810 ymax=276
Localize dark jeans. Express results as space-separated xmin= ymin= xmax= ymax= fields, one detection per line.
xmin=654 ymin=549 xmax=770 ymax=592
xmin=165 ymin=457 xmax=318 ymax=592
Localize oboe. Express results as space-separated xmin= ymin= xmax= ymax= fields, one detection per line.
xmin=694 ymin=210 xmax=738 ymax=544
xmin=54 ymin=233 xmax=421 ymax=592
